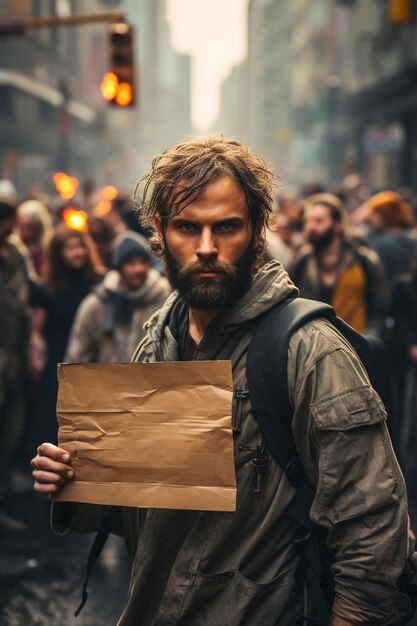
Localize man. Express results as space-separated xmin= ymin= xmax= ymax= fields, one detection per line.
xmin=65 ymin=231 xmax=170 ymax=364
xmin=32 ymin=137 xmax=413 ymax=625
xmin=366 ymin=190 xmax=417 ymax=290
xmin=265 ymin=211 xmax=295 ymax=268
xmin=0 ymin=182 xmax=30 ymax=531
xmin=290 ymin=193 xmax=387 ymax=335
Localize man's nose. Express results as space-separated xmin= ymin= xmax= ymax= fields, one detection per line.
xmin=196 ymin=228 xmax=218 ymax=259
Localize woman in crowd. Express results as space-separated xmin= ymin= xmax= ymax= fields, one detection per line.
xmin=88 ymin=216 xmax=116 ymax=270
xmin=32 ymin=225 xmax=104 ymax=443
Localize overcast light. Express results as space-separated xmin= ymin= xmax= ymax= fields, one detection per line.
xmin=166 ymin=0 xmax=248 ymax=131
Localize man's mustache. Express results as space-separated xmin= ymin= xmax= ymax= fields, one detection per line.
xmin=176 ymin=259 xmax=238 ymax=280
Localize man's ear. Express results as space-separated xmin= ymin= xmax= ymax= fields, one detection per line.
xmin=252 ymin=219 xmax=264 ymax=249
xmin=154 ymin=215 xmax=163 ymax=240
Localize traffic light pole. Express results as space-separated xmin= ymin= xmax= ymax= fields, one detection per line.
xmin=0 ymin=12 xmax=126 ymax=36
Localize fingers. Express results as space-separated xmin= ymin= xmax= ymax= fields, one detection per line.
xmin=36 ymin=443 xmax=71 ymax=464
xmin=33 ymin=480 xmax=61 ymax=497
xmin=31 ymin=441 xmax=75 ymax=499
xmin=31 ymin=454 xmax=73 ymax=477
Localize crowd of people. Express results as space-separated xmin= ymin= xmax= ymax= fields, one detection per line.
xmin=1 ymin=169 xmax=417 ymax=535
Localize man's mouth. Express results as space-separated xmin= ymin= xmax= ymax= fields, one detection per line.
xmin=194 ymin=271 xmax=223 ymax=278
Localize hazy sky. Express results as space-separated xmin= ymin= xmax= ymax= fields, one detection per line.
xmin=166 ymin=0 xmax=248 ymax=131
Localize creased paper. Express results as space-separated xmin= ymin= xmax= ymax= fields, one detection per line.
xmin=53 ymin=361 xmax=236 ymax=511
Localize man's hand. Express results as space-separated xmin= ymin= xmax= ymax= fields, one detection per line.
xmin=31 ymin=443 xmax=74 ymax=497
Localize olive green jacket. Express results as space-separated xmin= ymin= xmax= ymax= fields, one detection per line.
xmin=53 ymin=261 xmax=413 ymax=625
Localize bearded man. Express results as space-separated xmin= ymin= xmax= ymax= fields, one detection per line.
xmin=32 ymin=138 xmax=413 ymax=625
xmin=290 ymin=193 xmax=387 ymax=335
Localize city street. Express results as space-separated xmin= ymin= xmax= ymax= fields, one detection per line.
xmin=2 ymin=0 xmax=417 ymax=624
xmin=1 ymin=462 xmax=416 ymax=625
xmin=0 ymin=492 xmax=130 ymax=625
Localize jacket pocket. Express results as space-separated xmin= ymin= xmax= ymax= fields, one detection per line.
xmin=179 ymin=568 xmax=300 ymax=626
xmin=310 ymin=385 xmax=400 ymax=525
xmin=310 ymin=384 xmax=387 ymax=430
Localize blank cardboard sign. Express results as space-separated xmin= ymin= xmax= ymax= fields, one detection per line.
xmin=53 ymin=361 xmax=236 ymax=512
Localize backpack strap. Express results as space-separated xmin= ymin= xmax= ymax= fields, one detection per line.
xmin=74 ymin=505 xmax=121 ymax=616
xmin=247 ymin=297 xmax=337 ymax=624
xmin=247 ymin=297 xmax=335 ymax=482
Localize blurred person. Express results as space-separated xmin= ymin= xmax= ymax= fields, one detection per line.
xmin=104 ymin=193 xmax=144 ymax=237
xmin=32 ymin=226 xmax=104 ymax=443
xmin=33 ymin=137 xmax=413 ymax=626
xmin=390 ymin=254 xmax=417 ymax=462
xmin=66 ymin=231 xmax=170 ymax=364
xmin=366 ymin=191 xmax=417 ymax=289
xmin=16 ymin=199 xmax=52 ymax=278
xmin=114 ymin=194 xmax=164 ymax=273
xmin=341 ymin=173 xmax=369 ymax=214
xmin=0 ymin=187 xmax=30 ymax=531
xmin=265 ymin=212 xmax=295 ymax=268
xmin=300 ymin=180 xmax=325 ymax=198
xmin=88 ymin=216 xmax=116 ymax=269
xmin=290 ymin=193 xmax=387 ymax=335
xmin=114 ymin=193 xmax=153 ymax=238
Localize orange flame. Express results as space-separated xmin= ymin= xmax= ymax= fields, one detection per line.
xmin=53 ymin=172 xmax=79 ymax=200
xmin=62 ymin=207 xmax=88 ymax=232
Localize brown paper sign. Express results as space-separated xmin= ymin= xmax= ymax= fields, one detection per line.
xmin=53 ymin=361 xmax=236 ymax=512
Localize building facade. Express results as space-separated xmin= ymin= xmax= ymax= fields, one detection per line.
xmin=217 ymin=0 xmax=416 ymax=191
xmin=0 ymin=0 xmax=192 ymax=194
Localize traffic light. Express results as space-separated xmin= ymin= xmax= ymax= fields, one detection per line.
xmin=389 ymin=0 xmax=414 ymax=24
xmin=101 ymin=22 xmax=135 ymax=107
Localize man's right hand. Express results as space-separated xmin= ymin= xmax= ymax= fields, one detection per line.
xmin=31 ymin=443 xmax=75 ymax=497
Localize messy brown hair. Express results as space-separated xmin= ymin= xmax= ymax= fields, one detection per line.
xmin=134 ymin=136 xmax=280 ymax=256
xmin=44 ymin=225 xmax=104 ymax=297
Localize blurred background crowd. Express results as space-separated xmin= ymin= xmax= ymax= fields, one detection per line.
xmin=1 ymin=171 xmax=417 ymax=533
xmin=2 ymin=0 xmax=417 ymax=619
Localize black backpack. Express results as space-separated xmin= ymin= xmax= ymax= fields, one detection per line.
xmin=246 ymin=297 xmax=416 ymax=625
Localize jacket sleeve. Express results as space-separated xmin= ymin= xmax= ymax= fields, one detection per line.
xmin=65 ymin=295 xmax=99 ymax=363
xmin=288 ymin=319 xmax=413 ymax=624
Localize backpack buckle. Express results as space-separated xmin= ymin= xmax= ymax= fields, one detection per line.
xmin=285 ymin=458 xmax=305 ymax=487
xmin=291 ymin=521 xmax=312 ymax=545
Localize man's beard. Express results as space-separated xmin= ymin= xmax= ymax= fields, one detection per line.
xmin=162 ymin=243 xmax=257 ymax=311
xmin=308 ymin=226 xmax=335 ymax=251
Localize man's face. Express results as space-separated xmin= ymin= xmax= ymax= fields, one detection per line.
xmin=276 ymin=214 xmax=293 ymax=247
xmin=120 ymin=256 xmax=150 ymax=290
xmin=304 ymin=203 xmax=337 ymax=250
xmin=155 ymin=176 xmax=259 ymax=311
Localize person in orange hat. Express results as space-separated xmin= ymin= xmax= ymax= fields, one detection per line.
xmin=367 ymin=191 xmax=417 ymax=288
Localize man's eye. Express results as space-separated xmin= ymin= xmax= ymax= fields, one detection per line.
xmin=178 ymin=223 xmax=197 ymax=233
xmin=216 ymin=223 xmax=236 ymax=233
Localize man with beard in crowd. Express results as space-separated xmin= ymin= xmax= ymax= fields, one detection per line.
xmin=290 ymin=193 xmax=387 ymax=335
xmin=32 ymin=138 xmax=413 ymax=625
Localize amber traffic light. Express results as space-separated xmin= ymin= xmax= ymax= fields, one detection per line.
xmin=102 ymin=22 xmax=136 ymax=107
xmin=389 ymin=0 xmax=414 ymax=24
